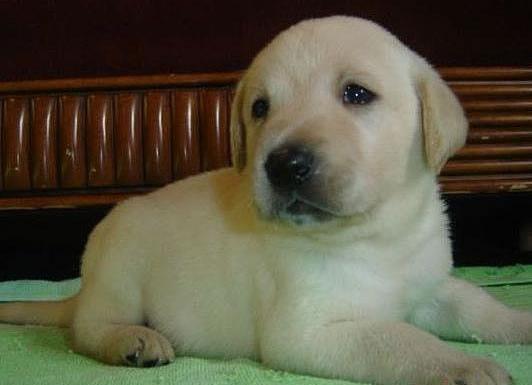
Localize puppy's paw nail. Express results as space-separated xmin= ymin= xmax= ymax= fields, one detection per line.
xmin=142 ymin=359 xmax=161 ymax=367
xmin=124 ymin=337 xmax=147 ymax=366
xmin=113 ymin=326 xmax=175 ymax=367
xmin=125 ymin=350 xmax=141 ymax=366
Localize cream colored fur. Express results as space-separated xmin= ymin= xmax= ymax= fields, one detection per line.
xmin=1 ymin=16 xmax=531 ymax=385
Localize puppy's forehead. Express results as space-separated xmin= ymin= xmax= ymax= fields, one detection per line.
xmin=247 ymin=16 xmax=411 ymax=91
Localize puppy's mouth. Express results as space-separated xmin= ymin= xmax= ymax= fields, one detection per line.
xmin=277 ymin=195 xmax=337 ymax=224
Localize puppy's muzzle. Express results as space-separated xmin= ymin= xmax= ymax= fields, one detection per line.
xmin=265 ymin=145 xmax=315 ymax=192
xmin=263 ymin=144 xmax=334 ymax=223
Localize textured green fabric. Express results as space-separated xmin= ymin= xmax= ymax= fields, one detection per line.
xmin=453 ymin=264 xmax=532 ymax=288
xmin=0 ymin=266 xmax=531 ymax=385
xmin=0 ymin=279 xmax=80 ymax=302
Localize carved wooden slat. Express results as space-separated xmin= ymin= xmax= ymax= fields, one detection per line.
xmin=228 ymin=87 xmax=236 ymax=113
xmin=2 ymin=97 xmax=31 ymax=190
xmin=462 ymin=99 xmax=532 ymax=111
xmin=199 ymin=88 xmax=231 ymax=171
xmin=467 ymin=112 xmax=532 ymax=127
xmin=114 ymin=93 xmax=144 ymax=186
xmin=87 ymin=94 xmax=115 ymax=187
xmin=59 ymin=95 xmax=87 ymax=188
xmin=443 ymin=160 xmax=532 ymax=175
xmin=144 ymin=91 xmax=172 ymax=185
xmin=455 ymin=144 xmax=532 ymax=159
xmin=172 ymin=90 xmax=201 ymax=179
xmin=31 ymin=96 xmax=58 ymax=189
xmin=467 ymin=127 xmax=532 ymax=143
xmin=451 ymin=83 xmax=532 ymax=98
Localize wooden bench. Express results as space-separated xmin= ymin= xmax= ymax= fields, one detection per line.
xmin=1 ymin=67 xmax=531 ymax=209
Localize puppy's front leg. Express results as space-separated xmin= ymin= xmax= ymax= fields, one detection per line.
xmin=411 ymin=277 xmax=532 ymax=344
xmin=261 ymin=319 xmax=511 ymax=385
xmin=72 ymin=285 xmax=175 ymax=367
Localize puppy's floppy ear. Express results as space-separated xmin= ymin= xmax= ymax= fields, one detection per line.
xmin=415 ymin=60 xmax=468 ymax=173
xmin=230 ymin=77 xmax=247 ymax=171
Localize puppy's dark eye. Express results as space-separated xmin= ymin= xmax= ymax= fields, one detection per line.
xmin=252 ymin=98 xmax=269 ymax=119
xmin=343 ymin=84 xmax=375 ymax=105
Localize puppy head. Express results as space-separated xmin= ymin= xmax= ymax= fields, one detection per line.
xmin=231 ymin=16 xmax=467 ymax=226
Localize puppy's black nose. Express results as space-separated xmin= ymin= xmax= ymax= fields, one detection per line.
xmin=265 ymin=145 xmax=315 ymax=190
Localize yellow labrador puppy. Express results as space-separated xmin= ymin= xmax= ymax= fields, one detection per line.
xmin=1 ymin=16 xmax=531 ymax=385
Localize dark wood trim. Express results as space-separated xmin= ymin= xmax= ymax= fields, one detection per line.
xmin=439 ymin=67 xmax=532 ymax=81
xmin=1 ymin=67 xmax=531 ymax=94
xmin=440 ymin=175 xmax=532 ymax=194
xmin=0 ymin=72 xmax=244 ymax=94
xmin=0 ymin=189 xmax=150 ymax=209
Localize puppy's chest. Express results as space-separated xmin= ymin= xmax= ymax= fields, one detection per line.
xmin=278 ymin=252 xmax=415 ymax=321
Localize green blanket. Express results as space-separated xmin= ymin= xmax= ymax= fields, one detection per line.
xmin=1 ymin=265 xmax=532 ymax=385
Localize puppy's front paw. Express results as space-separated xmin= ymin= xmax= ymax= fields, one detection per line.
xmin=442 ymin=357 xmax=512 ymax=385
xmin=104 ymin=325 xmax=175 ymax=367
